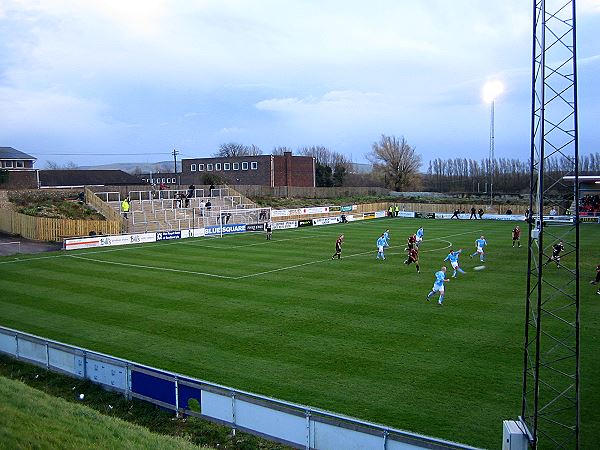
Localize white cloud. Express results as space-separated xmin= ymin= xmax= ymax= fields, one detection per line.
xmin=0 ymin=86 xmax=111 ymax=135
xmin=580 ymin=0 xmax=600 ymax=14
xmin=220 ymin=127 xmax=246 ymax=134
xmin=256 ymin=90 xmax=384 ymax=113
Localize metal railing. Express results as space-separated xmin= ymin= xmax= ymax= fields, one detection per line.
xmin=0 ymin=325 xmax=479 ymax=450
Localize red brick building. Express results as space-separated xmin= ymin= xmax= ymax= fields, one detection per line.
xmin=181 ymin=152 xmax=315 ymax=187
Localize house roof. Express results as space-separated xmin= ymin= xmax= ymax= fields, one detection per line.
xmin=39 ymin=170 xmax=148 ymax=187
xmin=0 ymin=147 xmax=36 ymax=160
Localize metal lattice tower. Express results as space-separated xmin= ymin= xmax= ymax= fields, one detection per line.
xmin=521 ymin=0 xmax=579 ymax=448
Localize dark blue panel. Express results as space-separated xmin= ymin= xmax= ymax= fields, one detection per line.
xmin=131 ymin=370 xmax=175 ymax=406
xmin=178 ymin=384 xmax=202 ymax=412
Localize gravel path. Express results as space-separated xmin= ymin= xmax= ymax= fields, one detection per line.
xmin=0 ymin=233 xmax=62 ymax=256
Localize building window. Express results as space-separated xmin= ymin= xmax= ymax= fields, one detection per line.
xmin=233 ymin=162 xmax=239 ymax=170
xmin=215 ymin=163 xmax=222 ymax=171
xmin=224 ymin=163 xmax=231 ymax=171
xmin=161 ymin=178 xmax=166 ymax=183
xmin=242 ymin=162 xmax=248 ymax=170
xmin=198 ymin=164 xmax=204 ymax=171
xmin=251 ymin=161 xmax=258 ymax=170
xmin=16 ymin=161 xmax=24 ymax=168
xmin=207 ymin=164 xmax=213 ymax=171
xmin=3 ymin=161 xmax=13 ymax=168
xmin=191 ymin=164 xmax=197 ymax=172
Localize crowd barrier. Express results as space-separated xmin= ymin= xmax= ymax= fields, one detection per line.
xmin=0 ymin=326 xmax=478 ymax=450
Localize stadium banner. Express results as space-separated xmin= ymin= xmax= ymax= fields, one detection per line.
xmin=187 ymin=228 xmax=205 ymax=238
xmin=246 ymin=223 xmax=266 ymax=232
xmin=271 ymin=209 xmax=291 ymax=217
xmin=375 ymin=211 xmax=387 ymax=218
xmin=298 ymin=219 xmax=313 ymax=227
xmin=273 ymin=220 xmax=298 ymax=230
xmin=340 ymin=205 xmax=354 ymax=212
xmin=97 ymin=232 xmax=155 ymax=247
xmin=205 ymin=223 xmax=247 ymax=236
xmin=64 ymin=237 xmax=101 ymax=250
xmin=313 ymin=217 xmax=341 ymax=226
xmin=414 ymin=212 xmax=436 ymax=219
xmin=303 ymin=206 xmax=329 ymax=215
xmin=436 ymin=213 xmax=525 ymax=221
xmin=580 ymin=216 xmax=598 ymax=223
xmin=363 ymin=212 xmax=376 ymax=220
xmin=345 ymin=214 xmax=363 ymax=222
xmin=329 ymin=206 xmax=341 ymax=212
xmin=156 ymin=230 xmax=182 ymax=241
xmin=397 ymin=211 xmax=416 ymax=218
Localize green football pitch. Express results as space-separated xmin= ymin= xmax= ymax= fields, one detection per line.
xmin=1 ymin=218 xmax=598 ymax=448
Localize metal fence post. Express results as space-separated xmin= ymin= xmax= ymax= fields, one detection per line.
xmin=382 ymin=429 xmax=389 ymax=450
xmin=305 ymin=410 xmax=311 ymax=450
xmin=175 ymin=376 xmax=180 ymax=417
xmin=231 ymin=392 xmax=237 ymax=436
xmin=14 ymin=333 xmax=19 ymax=359
xmin=46 ymin=342 xmax=50 ymax=369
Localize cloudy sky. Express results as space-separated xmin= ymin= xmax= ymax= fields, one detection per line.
xmin=1 ymin=0 xmax=599 ymax=168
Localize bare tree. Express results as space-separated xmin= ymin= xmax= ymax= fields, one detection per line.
xmin=272 ymin=146 xmax=293 ymax=155
xmin=298 ymin=146 xmax=352 ymax=186
xmin=44 ymin=160 xmax=78 ymax=169
xmin=367 ymin=135 xmax=422 ymax=191
xmin=213 ymin=142 xmax=263 ymax=157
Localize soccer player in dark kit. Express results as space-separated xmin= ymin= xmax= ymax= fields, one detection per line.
xmin=332 ymin=234 xmax=344 ymax=259
xmin=512 ymin=225 xmax=521 ymax=248
xmin=404 ymin=246 xmax=420 ymax=273
xmin=549 ymin=241 xmax=565 ymax=267
xmin=406 ymin=234 xmax=417 ymax=251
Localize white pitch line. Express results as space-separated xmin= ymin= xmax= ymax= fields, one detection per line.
xmin=68 ymin=255 xmax=235 ymax=279
xmin=235 ymin=240 xmax=454 ymax=280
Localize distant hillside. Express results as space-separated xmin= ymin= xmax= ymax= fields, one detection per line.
xmin=78 ymin=160 xmax=180 ymax=174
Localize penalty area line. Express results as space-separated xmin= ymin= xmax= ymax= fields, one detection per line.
xmin=68 ymin=255 xmax=235 ymax=279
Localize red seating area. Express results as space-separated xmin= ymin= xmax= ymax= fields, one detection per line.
xmin=580 ymin=194 xmax=600 ymax=214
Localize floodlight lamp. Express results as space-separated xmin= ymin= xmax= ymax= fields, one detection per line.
xmin=482 ymin=80 xmax=504 ymax=103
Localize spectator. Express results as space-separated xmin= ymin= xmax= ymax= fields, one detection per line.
xmin=451 ymin=209 xmax=460 ymax=219
xmin=199 ymin=199 xmax=206 ymax=216
xmin=478 ymin=208 xmax=484 ymax=219
xmin=470 ymin=207 xmax=477 ymax=220
xmin=187 ymin=184 xmax=195 ymax=198
xmin=175 ymin=192 xmax=185 ymax=208
xmin=506 ymin=208 xmax=513 ymax=215
xmin=549 ymin=208 xmax=558 ymax=216
xmin=206 ymin=200 xmax=212 ymax=211
xmin=121 ymin=196 xmax=131 ymax=219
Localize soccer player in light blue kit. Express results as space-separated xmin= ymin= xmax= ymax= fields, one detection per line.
xmin=470 ymin=235 xmax=487 ymax=261
xmin=426 ymin=266 xmax=450 ymax=305
xmin=415 ymin=226 xmax=424 ymax=247
xmin=376 ymin=233 xmax=387 ymax=260
xmin=383 ymin=229 xmax=390 ymax=248
xmin=444 ymin=248 xmax=466 ymax=278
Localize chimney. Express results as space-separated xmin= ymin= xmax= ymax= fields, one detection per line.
xmin=284 ymin=152 xmax=292 ymax=186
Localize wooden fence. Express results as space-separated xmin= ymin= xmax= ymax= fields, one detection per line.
xmin=0 ymin=209 xmax=122 ymax=241
xmin=85 ymin=187 xmax=124 ymax=223
xmin=234 ymin=185 xmax=389 ymax=198
xmin=271 ymin=202 xmax=529 ymax=223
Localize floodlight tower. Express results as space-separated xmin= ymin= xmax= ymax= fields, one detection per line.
xmin=482 ymin=80 xmax=504 ymax=208
xmin=519 ymin=0 xmax=580 ymax=449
